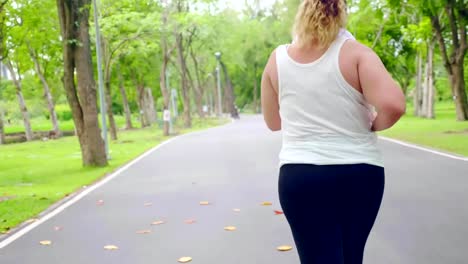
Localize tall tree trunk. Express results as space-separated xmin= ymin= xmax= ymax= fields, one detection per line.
xmin=5 ymin=60 xmax=33 ymax=141
xmin=144 ymin=87 xmax=157 ymax=125
xmin=220 ymin=61 xmax=239 ymax=119
xmin=57 ymin=0 xmax=107 ymax=167
xmin=0 ymin=106 xmax=5 ymax=144
xmin=425 ymin=41 xmax=435 ymax=119
xmin=104 ymin=80 xmax=117 ymax=140
xmin=176 ymin=33 xmax=191 ymax=128
xmin=414 ymin=53 xmax=423 ymax=117
xmin=134 ymin=77 xmax=148 ymax=128
xmin=28 ymin=45 xmax=61 ymax=137
xmin=189 ymin=50 xmax=204 ymax=118
xmin=431 ymin=11 xmax=468 ymax=121
xmin=452 ymin=63 xmax=468 ymax=120
xmin=117 ymin=67 xmax=133 ymax=130
xmin=159 ymin=0 xmax=171 ymax=109
xmin=253 ymin=64 xmax=259 ymax=113
xmin=102 ymin=38 xmax=118 ymax=140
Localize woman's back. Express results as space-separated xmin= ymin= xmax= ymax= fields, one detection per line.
xmin=275 ymin=35 xmax=383 ymax=166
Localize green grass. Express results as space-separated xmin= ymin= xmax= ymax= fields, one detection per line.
xmin=380 ymin=102 xmax=468 ymax=156
xmin=3 ymin=115 xmax=139 ymax=134
xmin=0 ymin=117 xmax=229 ymax=233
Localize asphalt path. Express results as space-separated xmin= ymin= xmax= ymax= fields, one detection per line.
xmin=1 ymin=115 xmax=467 ymax=264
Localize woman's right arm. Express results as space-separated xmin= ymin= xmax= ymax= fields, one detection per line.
xmin=358 ymin=46 xmax=406 ymax=131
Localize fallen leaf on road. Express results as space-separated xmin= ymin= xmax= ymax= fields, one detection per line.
xmin=199 ymin=201 xmax=210 ymax=205
xmin=277 ymin=245 xmax=293 ymax=252
xmin=136 ymin=230 xmax=152 ymax=234
xmin=25 ymin=218 xmax=39 ymax=224
xmin=178 ymin=257 xmax=193 ymax=263
xmin=185 ymin=219 xmax=196 ymax=224
xmin=261 ymin=202 xmax=272 ymax=206
xmin=104 ymin=245 xmax=119 ymax=250
xmin=274 ymin=210 xmax=284 ymax=215
xmin=151 ymin=220 xmax=165 ymax=225
xmin=144 ymin=202 xmax=153 ymax=207
xmin=97 ymin=200 xmax=104 ymax=206
xmin=233 ymin=209 xmax=241 ymax=212
xmin=54 ymin=226 xmax=63 ymax=231
xmin=224 ymin=226 xmax=237 ymax=231
xmin=39 ymin=240 xmax=52 ymax=246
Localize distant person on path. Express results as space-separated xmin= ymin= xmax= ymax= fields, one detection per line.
xmin=261 ymin=0 xmax=405 ymax=263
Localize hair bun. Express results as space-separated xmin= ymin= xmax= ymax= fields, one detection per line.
xmin=320 ymin=0 xmax=340 ymax=17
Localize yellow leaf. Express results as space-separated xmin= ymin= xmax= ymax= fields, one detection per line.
xmin=199 ymin=201 xmax=210 ymax=205
xmin=26 ymin=218 xmax=39 ymax=224
xmin=224 ymin=226 xmax=237 ymax=231
xmin=39 ymin=240 xmax=52 ymax=246
xmin=277 ymin=245 xmax=293 ymax=252
xmin=261 ymin=202 xmax=273 ymax=206
xmin=136 ymin=230 xmax=152 ymax=234
xmin=151 ymin=220 xmax=165 ymax=225
xmin=178 ymin=257 xmax=193 ymax=263
xmin=104 ymin=245 xmax=119 ymax=250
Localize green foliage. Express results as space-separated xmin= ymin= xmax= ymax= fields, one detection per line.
xmin=55 ymin=104 xmax=73 ymax=122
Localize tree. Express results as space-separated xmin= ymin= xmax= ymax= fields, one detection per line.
xmin=56 ymin=0 xmax=107 ymax=166
xmin=429 ymin=0 xmax=468 ymax=120
xmin=5 ymin=60 xmax=33 ymax=141
xmin=0 ymin=0 xmax=8 ymax=144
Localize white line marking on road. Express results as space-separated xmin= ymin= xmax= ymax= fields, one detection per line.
xmin=380 ymin=136 xmax=468 ymax=162
xmin=0 ymin=123 xmax=231 ymax=249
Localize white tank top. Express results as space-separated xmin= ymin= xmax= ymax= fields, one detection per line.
xmin=276 ymin=36 xmax=384 ymax=167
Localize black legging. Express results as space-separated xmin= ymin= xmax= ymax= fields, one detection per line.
xmin=279 ymin=164 xmax=385 ymax=264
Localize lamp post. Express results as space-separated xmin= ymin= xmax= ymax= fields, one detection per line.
xmin=215 ymin=52 xmax=222 ymax=117
xmin=92 ymin=0 xmax=109 ymax=160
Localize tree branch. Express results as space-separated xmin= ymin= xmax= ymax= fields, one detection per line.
xmin=431 ymin=14 xmax=453 ymax=74
xmin=445 ymin=0 xmax=459 ymax=52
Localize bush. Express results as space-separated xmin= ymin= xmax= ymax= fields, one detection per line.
xmin=55 ymin=104 xmax=73 ymax=121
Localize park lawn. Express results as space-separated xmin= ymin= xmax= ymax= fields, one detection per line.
xmin=3 ymin=115 xmax=140 ymax=134
xmin=380 ymin=102 xmax=468 ymax=156
xmin=0 ymin=117 xmax=229 ymax=233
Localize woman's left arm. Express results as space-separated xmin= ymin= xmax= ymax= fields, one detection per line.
xmin=261 ymin=50 xmax=281 ymax=131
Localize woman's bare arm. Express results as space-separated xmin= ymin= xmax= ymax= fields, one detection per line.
xmin=357 ymin=45 xmax=406 ymax=131
xmin=261 ymin=50 xmax=281 ymax=131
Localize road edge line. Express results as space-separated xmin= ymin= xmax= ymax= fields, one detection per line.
xmin=379 ymin=136 xmax=468 ymax=162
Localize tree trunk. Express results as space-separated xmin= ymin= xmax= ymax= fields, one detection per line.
xmin=414 ymin=53 xmax=423 ymax=117
xmin=452 ymin=63 xmax=468 ymax=120
xmin=117 ymin=68 xmax=133 ymax=130
xmin=425 ymin=41 xmax=435 ymax=119
xmin=159 ymin=0 xmax=171 ymax=110
xmin=102 ymin=38 xmax=118 ymax=140
xmin=253 ymin=64 xmax=260 ymax=113
xmin=220 ymin=61 xmax=239 ymax=119
xmin=189 ymin=49 xmax=205 ymax=118
xmin=135 ymin=79 xmax=148 ymax=128
xmin=0 ymin=106 xmax=5 ymax=144
xmin=144 ymin=87 xmax=157 ymax=125
xmin=431 ymin=12 xmax=468 ymax=121
xmin=176 ymin=33 xmax=191 ymax=128
xmin=28 ymin=45 xmax=61 ymax=137
xmin=5 ymin=60 xmax=33 ymax=141
xmin=57 ymin=0 xmax=107 ymax=167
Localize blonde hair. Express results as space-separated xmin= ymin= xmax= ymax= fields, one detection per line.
xmin=293 ymin=0 xmax=347 ymax=48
